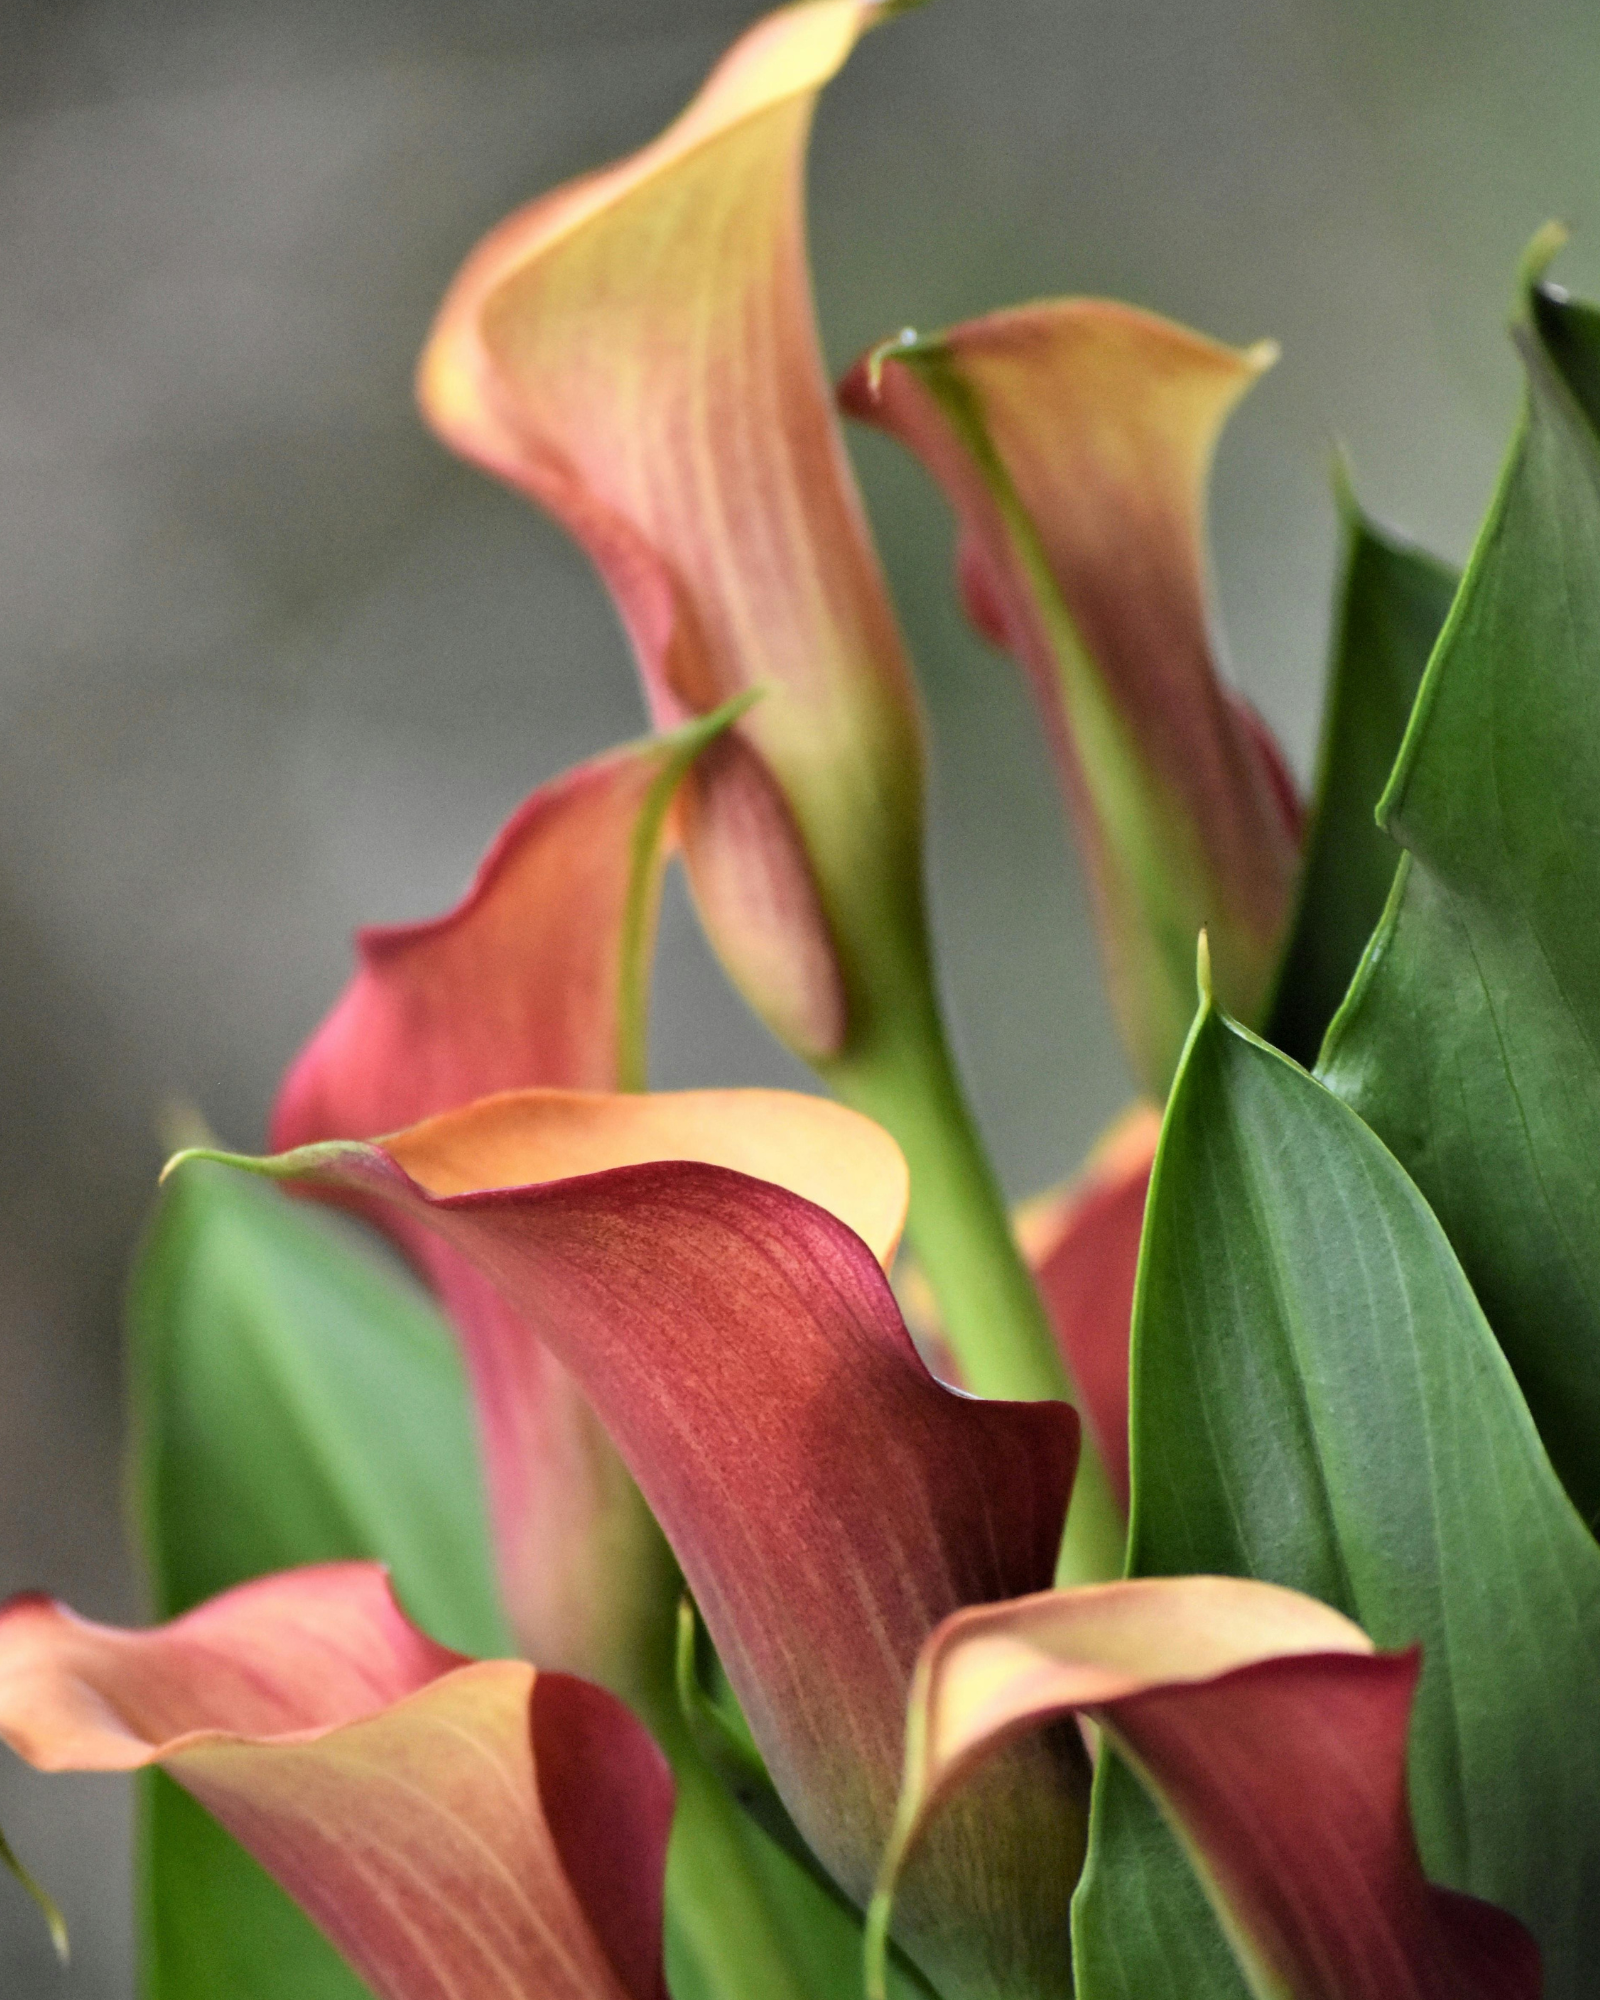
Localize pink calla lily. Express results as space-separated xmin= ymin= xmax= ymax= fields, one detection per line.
xmin=0 ymin=5 xmax=1568 ymax=1998
xmin=272 ymin=713 xmax=738 ymax=1137
xmin=0 ymin=1565 xmax=674 ymax=2000
xmin=417 ymin=0 xmax=919 ymax=1069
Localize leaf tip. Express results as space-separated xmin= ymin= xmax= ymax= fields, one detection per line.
xmin=1327 ymin=437 xmax=1362 ymax=528
xmin=1519 ymin=219 xmax=1571 ymax=303
xmin=1243 ymin=335 xmax=1280 ymax=376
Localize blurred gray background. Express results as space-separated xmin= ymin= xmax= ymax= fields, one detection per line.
xmin=3 ymin=0 xmax=1598 ymax=1988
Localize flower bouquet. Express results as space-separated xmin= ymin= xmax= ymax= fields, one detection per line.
xmin=2 ymin=6 xmax=1597 ymax=1997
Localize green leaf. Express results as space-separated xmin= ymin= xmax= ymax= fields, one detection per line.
xmin=1266 ymin=491 xmax=1457 ymax=1067
xmin=1073 ymin=996 xmax=1600 ymax=1999
xmin=128 ymin=1158 xmax=510 ymax=2000
xmin=1072 ymin=1756 xmax=1243 ymax=2000
xmin=1318 ymin=262 xmax=1600 ymax=1530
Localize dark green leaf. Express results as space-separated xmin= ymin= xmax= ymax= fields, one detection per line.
xmin=1318 ymin=267 xmax=1600 ymax=1530
xmin=1073 ymin=998 xmax=1600 ymax=1999
xmin=1070 ymin=1756 xmax=1242 ymax=2000
xmin=1266 ymin=495 xmax=1457 ymax=1066
xmin=128 ymin=1159 xmax=509 ymax=2000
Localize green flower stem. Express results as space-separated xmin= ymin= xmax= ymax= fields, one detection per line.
xmin=629 ymin=1608 xmax=856 ymax=2000
xmin=828 ymin=1002 xmax=1127 ymax=1587
xmin=662 ymin=1748 xmax=833 ymax=2000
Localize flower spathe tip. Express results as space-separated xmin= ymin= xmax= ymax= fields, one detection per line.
xmin=0 ymin=1823 xmax=68 ymax=1964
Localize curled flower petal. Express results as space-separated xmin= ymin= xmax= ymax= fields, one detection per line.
xmin=841 ymin=302 xmax=1302 ymax=1095
xmin=1016 ymin=1104 xmax=1161 ymax=1515
xmin=872 ymin=1577 xmax=1538 ymax=2000
xmin=269 ymin=723 xmax=735 ymax=1688
xmin=182 ymin=1134 xmax=1086 ymax=2000
xmin=0 ymin=1565 xmax=673 ymax=2000
xmin=263 ymin=1084 xmax=909 ymax=1267
xmin=184 ymin=1084 xmax=912 ymax=1691
xmin=417 ymin=0 xmax=928 ymax=1068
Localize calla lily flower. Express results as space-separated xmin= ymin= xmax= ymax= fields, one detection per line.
xmin=171 ymin=1121 xmax=1082 ymax=1998
xmin=155 ymin=1105 xmax=1534 ymax=2000
xmin=839 ymin=301 xmax=1304 ymax=1097
xmin=415 ymin=0 xmax=914 ymax=1075
xmin=0 ymin=1564 xmax=675 ymax=2000
xmin=0 ymin=1458 xmax=1537 ymax=1999
xmin=871 ymin=1576 xmax=1539 ymax=2000
xmin=15 ymin=1108 xmax=1536 ymax=1998
xmin=2 ymin=4 xmax=1585 ymax=1996
xmin=412 ymin=0 xmax=1092 ymax=1486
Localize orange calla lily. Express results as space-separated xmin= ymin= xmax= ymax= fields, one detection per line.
xmin=418 ymin=0 xmax=918 ymax=1068
xmin=840 ymin=301 xmax=1303 ymax=1096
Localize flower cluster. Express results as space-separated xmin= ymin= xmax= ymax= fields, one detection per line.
xmin=3 ymin=7 xmax=1598 ymax=1998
